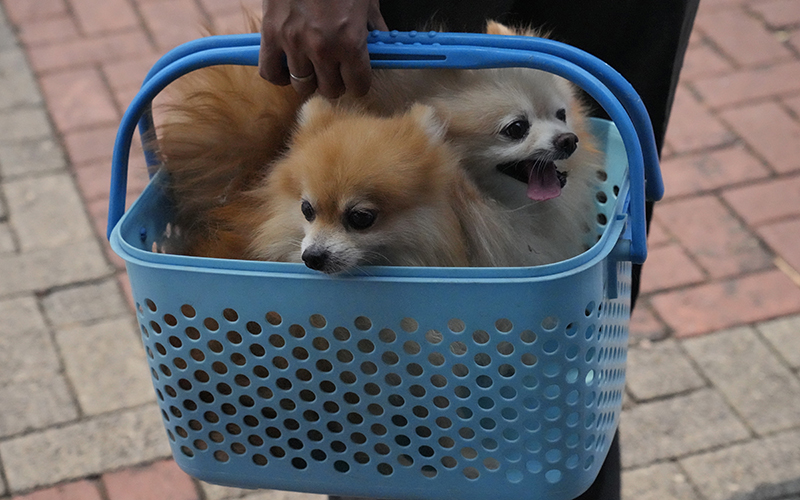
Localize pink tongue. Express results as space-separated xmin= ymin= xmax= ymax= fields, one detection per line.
xmin=526 ymin=163 xmax=562 ymax=201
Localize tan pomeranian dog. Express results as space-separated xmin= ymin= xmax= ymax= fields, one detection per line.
xmin=347 ymin=21 xmax=605 ymax=264
xmin=180 ymin=96 xmax=524 ymax=273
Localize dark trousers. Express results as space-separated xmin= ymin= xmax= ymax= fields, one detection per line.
xmin=334 ymin=1 xmax=700 ymax=499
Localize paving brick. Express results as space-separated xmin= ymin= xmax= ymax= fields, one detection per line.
xmin=39 ymin=68 xmax=119 ymax=132
xmin=621 ymin=462 xmax=700 ymax=500
xmin=0 ymin=405 xmax=172 ymax=492
xmin=691 ymin=61 xmax=800 ymax=108
xmin=757 ymin=313 xmax=800 ymax=369
xmin=41 ymin=278 xmax=129 ymax=327
xmin=650 ymin=270 xmax=800 ymax=337
xmin=61 ymin=125 xmax=117 ymax=166
xmin=0 ymin=50 xmax=42 ymax=109
xmin=758 ymin=218 xmax=800 ymax=273
xmin=645 ymin=215 xmax=671 ymax=248
xmin=0 ymin=137 xmax=66 ymax=178
xmin=101 ymin=53 xmax=161 ymax=96
xmin=0 ymin=296 xmax=60 ymax=385
xmin=55 ymin=317 xmax=155 ymax=415
xmin=626 ymin=339 xmax=706 ymax=401
xmin=74 ymin=156 xmax=151 ymax=202
xmin=629 ymin=301 xmax=670 ymax=344
xmin=138 ymin=0 xmax=207 ymax=51
xmin=659 ymin=145 xmax=771 ymax=199
xmin=662 ymin=85 xmax=735 ymax=154
xmin=683 ymin=326 xmax=800 ymax=434
xmin=3 ymin=173 xmax=95 ymax=251
xmin=199 ymin=481 xmax=254 ymax=500
xmin=102 ymin=459 xmax=198 ymax=500
xmin=0 ymin=375 xmax=78 ymax=437
xmin=749 ymin=0 xmax=800 ymax=29
xmin=721 ymin=172 xmax=800 ymax=225
xmin=620 ymin=389 xmax=749 ymax=468
xmin=0 ymin=107 xmax=53 ymax=142
xmin=679 ymin=429 xmax=800 ymax=500
xmin=694 ymin=8 xmax=794 ymax=67
xmin=653 ymin=196 xmax=772 ymax=278
xmin=26 ymin=30 xmax=155 ymax=73
xmin=0 ymin=5 xmax=15 ymax=53
xmin=0 ymin=240 xmax=111 ymax=296
xmin=639 ymin=243 xmax=706 ymax=294
xmin=69 ymin=0 xmax=140 ymax=35
xmin=720 ymin=101 xmax=800 ymax=174
xmin=679 ymin=42 xmax=735 ymax=80
xmin=2 ymin=0 xmax=67 ymax=25
xmin=10 ymin=480 xmax=103 ymax=500
xmin=197 ymin=0 xmax=261 ymax=16
xmin=16 ymin=15 xmax=80 ymax=47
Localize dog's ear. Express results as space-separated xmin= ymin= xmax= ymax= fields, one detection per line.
xmin=296 ymin=96 xmax=339 ymax=132
xmin=407 ymin=104 xmax=448 ymax=144
xmin=485 ymin=20 xmax=517 ymax=36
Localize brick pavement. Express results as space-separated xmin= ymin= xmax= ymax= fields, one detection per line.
xmin=0 ymin=0 xmax=798 ymax=499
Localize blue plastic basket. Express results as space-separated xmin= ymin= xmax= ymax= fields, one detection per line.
xmin=107 ymin=32 xmax=662 ymax=500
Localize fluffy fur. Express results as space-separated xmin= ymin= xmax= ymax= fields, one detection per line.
xmin=344 ymin=21 xmax=605 ymax=264
xmin=192 ymin=98 xmax=525 ymax=273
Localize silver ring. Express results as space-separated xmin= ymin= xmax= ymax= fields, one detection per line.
xmin=290 ymin=71 xmax=315 ymax=83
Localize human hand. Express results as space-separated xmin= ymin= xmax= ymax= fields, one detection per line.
xmin=260 ymin=0 xmax=387 ymax=98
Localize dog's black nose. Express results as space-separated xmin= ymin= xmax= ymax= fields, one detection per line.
xmin=302 ymin=248 xmax=329 ymax=271
xmin=553 ymin=133 xmax=579 ymax=157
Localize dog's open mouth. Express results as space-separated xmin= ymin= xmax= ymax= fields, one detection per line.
xmin=497 ymin=159 xmax=568 ymax=201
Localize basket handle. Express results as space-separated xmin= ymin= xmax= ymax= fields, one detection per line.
xmin=108 ymin=33 xmax=660 ymax=264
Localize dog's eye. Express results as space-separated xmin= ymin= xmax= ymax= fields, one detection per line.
xmin=301 ymin=200 xmax=315 ymax=222
xmin=346 ymin=209 xmax=377 ymax=230
xmin=556 ymin=108 xmax=567 ymax=122
xmin=500 ymin=119 xmax=530 ymax=140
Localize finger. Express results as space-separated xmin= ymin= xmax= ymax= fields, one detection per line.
xmin=310 ymin=58 xmax=346 ymax=99
xmin=339 ymin=49 xmax=372 ymax=97
xmin=259 ymin=24 xmax=290 ymax=85
xmin=285 ymin=56 xmax=319 ymax=97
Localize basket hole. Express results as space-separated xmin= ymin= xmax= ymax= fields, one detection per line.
xmin=207 ymin=340 xmax=223 ymax=354
xmin=400 ymin=317 xmax=418 ymax=333
xmin=452 ymin=364 xmax=469 ymax=378
xmin=273 ymin=356 xmax=289 ymax=370
xmin=379 ymin=328 xmax=397 ymax=343
xmin=484 ymin=458 xmax=501 ymax=471
xmin=466 ymin=331 xmax=488 ymax=347
xmin=496 ymin=342 xmax=514 ymax=356
xmin=155 ymin=343 xmax=167 ymax=356
xmin=185 ymin=327 xmax=200 ymax=340
xmin=474 ymin=353 xmax=491 ymax=367
xmin=180 ymin=446 xmax=194 ymax=457
xmin=584 ymin=302 xmax=596 ymax=317
xmin=331 ymin=440 xmax=347 ymax=452
xmin=495 ymin=318 xmax=513 ymax=333
xmin=441 ymin=456 xmax=457 ymax=469
xmin=406 ymin=363 xmax=424 ymax=377
xmin=463 ymin=467 xmax=480 ymax=480
xmin=371 ymin=424 xmax=387 ymax=436
xmin=160 ymin=364 xmax=172 ymax=377
xmin=354 ymin=451 xmax=370 ymax=464
xmin=449 ymin=341 xmax=467 ymax=356
xmin=409 ymin=385 xmax=426 ymax=398
xmin=246 ymin=321 xmax=262 ymax=335
xmin=357 ymin=339 xmax=375 ymax=353
xmin=266 ymin=311 xmax=282 ymax=326
xmin=438 ymin=436 xmax=455 ymax=449
xmin=337 ymin=350 xmax=355 ymax=364
xmin=180 ymin=304 xmax=195 ymax=318
xmin=499 ymin=364 xmax=516 ymax=378
xmin=403 ymin=341 xmax=421 ymax=355
xmin=309 ymin=314 xmax=327 ymax=329
xmin=231 ymin=442 xmax=246 ymax=455
xmin=312 ymin=337 xmax=330 ymax=351
xmin=316 ymin=359 xmax=333 ymax=373
xmin=226 ymin=331 xmax=243 ymax=344
xmin=435 ymin=418 xmax=452 ymax=431
xmin=194 ymin=370 xmax=210 ymax=383
xmin=333 ymin=327 xmax=351 ymax=341
xmin=425 ymin=329 xmax=443 ymax=345
xmin=596 ymin=191 xmax=608 ymax=204
xmin=377 ymin=463 xmax=393 ymax=476
xmin=340 ymin=371 xmax=357 ymax=384
xmin=354 ymin=316 xmax=372 ymax=331
xmin=145 ymin=299 xmax=157 ymax=312
xmin=395 ymin=434 xmax=410 ymax=446
xmin=222 ymin=308 xmax=239 ymax=322
xmin=203 ymin=318 xmax=219 ymax=332
xmin=213 ymin=450 xmax=229 ymax=463
xmin=253 ymin=454 xmax=268 ymax=466
xmin=163 ymin=314 xmax=178 ymax=327
xmin=150 ymin=322 xmax=162 ymax=335
xmin=324 ymin=402 xmax=340 ymax=414
xmin=448 ymin=318 xmax=466 ymax=333
xmin=398 ymin=454 xmax=414 ymax=467
xmin=382 ymin=351 xmax=400 ymax=365
xmin=270 ymin=446 xmax=286 ymax=458
xmin=361 ymin=361 xmax=378 ymax=375
xmin=289 ymin=324 xmax=306 ymax=339
xmin=211 ymin=362 xmax=228 ymax=374
xmin=385 ymin=373 xmax=402 ymax=386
